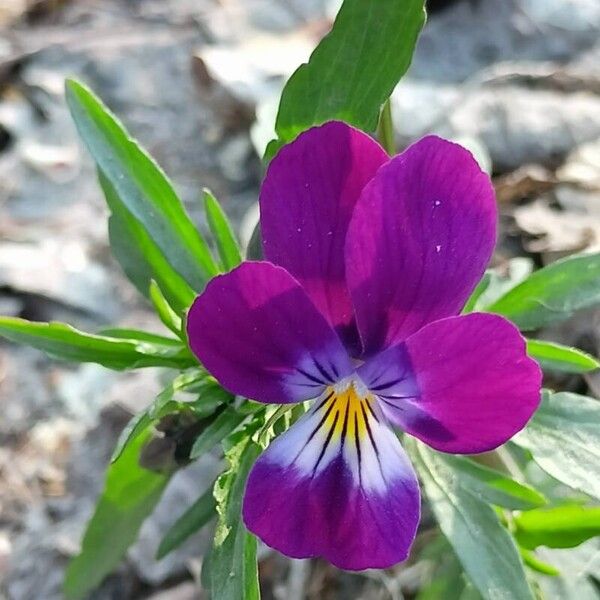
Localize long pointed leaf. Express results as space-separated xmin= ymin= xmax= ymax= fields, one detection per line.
xmin=267 ymin=0 xmax=426 ymax=157
xmin=64 ymin=430 xmax=170 ymax=599
xmin=408 ymin=440 xmax=534 ymax=600
xmin=0 ymin=317 xmax=194 ymax=370
xmin=203 ymin=189 xmax=242 ymax=272
xmin=66 ymin=79 xmax=218 ymax=290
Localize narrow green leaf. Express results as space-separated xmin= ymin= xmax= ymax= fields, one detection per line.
xmin=513 ymin=391 xmax=600 ymax=501
xmin=526 ymin=339 xmax=599 ymax=373
xmin=487 ymin=253 xmax=600 ymax=330
xmin=266 ymin=0 xmax=426 ymax=156
xmin=111 ymin=410 xmax=153 ymax=463
xmin=98 ymin=327 xmax=181 ymax=346
xmin=514 ymin=505 xmax=600 ymax=550
xmin=111 ymin=370 xmax=216 ymax=464
xmin=157 ymin=483 xmax=216 ymax=559
xmin=64 ymin=429 xmax=170 ymax=599
xmin=190 ymin=407 xmax=246 ymax=459
xmin=201 ymin=427 xmax=261 ymax=600
xmin=149 ymin=280 xmax=184 ymax=337
xmin=65 ymin=79 xmax=218 ymax=289
xmin=102 ymin=172 xmax=196 ymax=313
xmin=518 ymin=547 xmax=560 ymax=576
xmin=0 ymin=317 xmax=194 ymax=370
xmin=462 ymin=273 xmax=492 ymax=314
xmin=440 ymin=454 xmax=547 ymax=510
xmin=407 ymin=439 xmax=534 ymax=600
xmin=465 ymin=260 xmax=536 ymax=314
xmin=203 ymin=189 xmax=242 ymax=271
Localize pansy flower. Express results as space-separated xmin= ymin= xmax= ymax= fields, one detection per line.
xmin=187 ymin=122 xmax=541 ymax=570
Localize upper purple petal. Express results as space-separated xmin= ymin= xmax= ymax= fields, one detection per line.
xmin=359 ymin=313 xmax=542 ymax=454
xmin=345 ymin=135 xmax=497 ymax=356
xmin=243 ymin=389 xmax=420 ymax=570
xmin=260 ymin=121 xmax=388 ymax=354
xmin=186 ymin=261 xmax=353 ymax=404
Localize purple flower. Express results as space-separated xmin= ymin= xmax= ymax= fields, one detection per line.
xmin=186 ymin=122 xmax=541 ymax=571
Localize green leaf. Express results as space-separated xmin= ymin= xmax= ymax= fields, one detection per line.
xmin=201 ymin=427 xmax=261 ymax=600
xmin=440 ymin=454 xmax=547 ymax=510
xmin=407 ymin=439 xmax=534 ymax=600
xmin=416 ymin=540 xmax=467 ymax=600
xmin=474 ymin=259 xmax=534 ymax=311
xmin=190 ymin=407 xmax=246 ymax=459
xmin=111 ymin=370 xmax=224 ymax=463
xmin=111 ymin=410 xmax=153 ymax=463
xmin=487 ymin=253 xmax=600 ymax=330
xmin=462 ymin=273 xmax=492 ymax=314
xmin=64 ymin=429 xmax=170 ymax=599
xmin=518 ymin=547 xmax=560 ymax=576
xmin=157 ymin=482 xmax=216 ymax=559
xmin=526 ymin=339 xmax=599 ymax=373
xmin=537 ymin=541 xmax=600 ymax=600
xmin=266 ymin=0 xmax=426 ymax=157
xmin=103 ymin=172 xmax=196 ymax=313
xmin=0 ymin=317 xmax=194 ymax=370
xmin=149 ymin=280 xmax=184 ymax=337
xmin=98 ymin=327 xmax=181 ymax=346
xmin=203 ymin=189 xmax=242 ymax=272
xmin=513 ymin=391 xmax=600 ymax=501
xmin=465 ymin=259 xmax=536 ymax=314
xmin=65 ymin=79 xmax=218 ymax=290
xmin=514 ymin=505 xmax=600 ymax=550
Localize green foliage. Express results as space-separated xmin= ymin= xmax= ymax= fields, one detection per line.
xmin=518 ymin=547 xmax=560 ymax=576
xmin=514 ymin=391 xmax=600 ymax=501
xmin=467 ymin=258 xmax=534 ymax=313
xmin=64 ymin=429 xmax=170 ymax=599
xmin=265 ymin=0 xmax=426 ymax=158
xmin=0 ymin=317 xmax=194 ymax=370
xmin=190 ymin=407 xmax=247 ymax=459
xmin=111 ymin=370 xmax=233 ymax=463
xmin=65 ymin=79 xmax=218 ymax=290
xmin=439 ymin=454 xmax=546 ymax=510
xmin=408 ymin=440 xmax=534 ymax=600
xmin=514 ymin=505 xmax=600 ymax=550
xmin=6 ymin=3 xmax=596 ymax=596
xmin=201 ymin=427 xmax=261 ymax=600
xmin=526 ymin=339 xmax=599 ymax=373
xmin=149 ymin=280 xmax=184 ymax=337
xmin=157 ymin=482 xmax=217 ymax=559
xmin=102 ymin=172 xmax=196 ymax=313
xmin=203 ymin=189 xmax=243 ymax=272
xmin=536 ymin=541 xmax=600 ymax=599
xmin=488 ymin=253 xmax=600 ymax=330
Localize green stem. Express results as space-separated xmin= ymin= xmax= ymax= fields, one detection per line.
xmin=377 ymin=98 xmax=395 ymax=155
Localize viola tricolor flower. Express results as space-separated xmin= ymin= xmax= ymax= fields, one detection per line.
xmin=186 ymin=122 xmax=541 ymax=570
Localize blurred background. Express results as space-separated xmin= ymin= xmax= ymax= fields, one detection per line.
xmin=0 ymin=0 xmax=599 ymax=598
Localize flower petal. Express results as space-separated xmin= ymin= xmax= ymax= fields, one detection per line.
xmin=186 ymin=262 xmax=353 ymax=404
xmin=243 ymin=387 xmax=420 ymax=570
xmin=346 ymin=135 xmax=497 ymax=356
xmin=260 ymin=121 xmax=388 ymax=352
xmin=359 ymin=313 xmax=542 ymax=454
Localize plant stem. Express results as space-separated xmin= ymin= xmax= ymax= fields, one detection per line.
xmin=377 ymin=98 xmax=396 ymax=155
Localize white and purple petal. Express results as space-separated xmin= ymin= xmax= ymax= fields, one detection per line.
xmin=243 ymin=384 xmax=420 ymax=570
xmin=346 ymin=135 xmax=497 ymax=356
xmin=186 ymin=262 xmax=353 ymax=404
xmin=359 ymin=313 xmax=542 ymax=454
xmin=260 ymin=122 xmax=388 ymax=353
